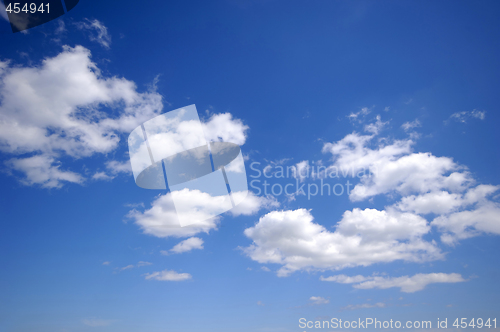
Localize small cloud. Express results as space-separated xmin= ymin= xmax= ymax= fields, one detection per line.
xmin=261 ymin=266 xmax=271 ymax=272
xmin=167 ymin=237 xmax=204 ymax=254
xmin=92 ymin=171 xmax=115 ymax=181
xmin=119 ymin=264 xmax=135 ymax=271
xmin=247 ymin=267 xmax=252 ymax=271
xmin=447 ymin=304 xmax=453 ymax=307
xmin=137 ymin=261 xmax=152 ymax=267
xmin=310 ymin=296 xmax=329 ymax=305
xmin=75 ymin=19 xmax=112 ymax=48
xmin=257 ymin=301 xmax=265 ymax=306
xmin=447 ymin=110 xmax=486 ymax=124
xmin=102 ymin=261 xmax=110 ymax=266
xmin=384 ymin=106 xmax=390 ymax=112
xmin=401 ymin=119 xmax=421 ymax=132
xmin=124 ymin=202 xmax=145 ymax=208
xmin=144 ymin=269 xmax=192 ymax=281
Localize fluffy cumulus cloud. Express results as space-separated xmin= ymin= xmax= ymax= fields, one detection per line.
xmin=243 ymin=114 xmax=500 ymax=277
xmin=129 ymin=190 xmax=277 ymax=239
xmin=144 ymin=269 xmax=192 ymax=281
xmin=321 ymin=121 xmax=500 ymax=245
xmin=0 ymin=45 xmax=251 ymax=189
xmin=321 ymin=273 xmax=466 ymax=293
xmin=242 ymin=208 xmax=443 ymax=277
xmin=0 ymin=45 xmax=163 ymax=187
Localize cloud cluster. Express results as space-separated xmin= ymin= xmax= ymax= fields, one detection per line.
xmin=321 ymin=272 xmax=466 ymax=293
xmin=242 ymin=208 xmax=442 ymax=277
xmin=0 ymin=45 xmax=163 ymax=188
xmin=243 ymin=114 xmax=500 ymax=277
xmin=321 ymin=126 xmax=500 ymax=245
xmin=129 ymin=190 xmax=279 ymax=238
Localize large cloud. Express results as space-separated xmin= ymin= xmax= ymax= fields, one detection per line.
xmin=0 ymin=45 xmax=251 ymax=189
xmin=0 ymin=45 xmax=163 ymax=187
xmin=129 ymin=190 xmax=278 ymax=238
xmin=242 ymin=208 xmax=443 ymax=277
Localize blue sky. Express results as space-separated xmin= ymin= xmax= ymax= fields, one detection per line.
xmin=1 ymin=1 xmax=500 ymax=331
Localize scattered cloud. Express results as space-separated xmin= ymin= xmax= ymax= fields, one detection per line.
xmin=0 ymin=45 xmax=163 ymax=188
xmin=257 ymin=301 xmax=265 ymax=306
xmin=163 ymin=237 xmax=204 ymax=254
xmin=321 ymin=273 xmax=467 ymax=293
xmin=401 ymin=119 xmax=421 ymax=131
xmin=310 ymin=296 xmax=329 ymax=305
xmin=75 ymin=19 xmax=112 ymax=48
xmin=102 ymin=261 xmax=110 ymax=266
xmin=261 ymin=266 xmax=271 ymax=272
xmin=447 ymin=110 xmax=486 ymax=123
xmin=117 ymin=261 xmax=152 ymax=272
xmin=144 ymin=269 xmax=192 ymax=281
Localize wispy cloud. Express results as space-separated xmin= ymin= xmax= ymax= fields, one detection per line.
xmin=75 ymin=19 xmax=112 ymax=48
xmin=321 ymin=273 xmax=467 ymax=293
xmin=447 ymin=110 xmax=486 ymax=123
xmin=144 ymin=269 xmax=192 ymax=281
xmin=309 ymin=296 xmax=329 ymax=305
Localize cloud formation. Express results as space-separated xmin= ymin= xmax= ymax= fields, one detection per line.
xmin=321 ymin=273 xmax=466 ymax=293
xmin=144 ymin=269 xmax=192 ymax=281
xmin=243 ymin=208 xmax=442 ymax=277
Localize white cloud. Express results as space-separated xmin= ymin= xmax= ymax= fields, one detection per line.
xmin=202 ymin=113 xmax=248 ymax=145
xmin=432 ymin=201 xmax=500 ymax=245
xmin=144 ymin=269 xmax=192 ymax=281
xmin=167 ymin=237 xmax=204 ymax=254
xmin=261 ymin=266 xmax=271 ymax=272
xmin=310 ymin=296 xmax=329 ymax=305
xmin=364 ymin=115 xmax=387 ymax=135
xmin=6 ymin=155 xmax=84 ymax=188
xmin=82 ymin=318 xmax=115 ymax=327
xmin=106 ymin=160 xmax=132 ymax=174
xmin=448 ymin=110 xmax=486 ymax=123
xmin=322 ymin=132 xmax=471 ymax=201
xmin=130 ymin=190 xmax=278 ymax=239
xmin=0 ymin=45 xmax=163 ymax=187
xmin=243 ymin=208 xmax=442 ymax=277
xmin=321 ymin=273 xmax=466 ymax=293
xmin=341 ymin=302 xmax=386 ymax=310
xmin=401 ymin=119 xmax=421 ymax=131
xmin=75 ymin=19 xmax=112 ymax=48
xmin=137 ymin=261 xmax=152 ymax=267
xmin=92 ymin=171 xmax=114 ymax=181
xmin=117 ymin=261 xmax=152 ymax=271
xmin=348 ymin=107 xmax=371 ymax=121
xmin=0 ymin=45 xmax=249 ymax=188
xmin=102 ymin=261 xmax=110 ymax=266
xmin=229 ymin=193 xmax=279 ymax=216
